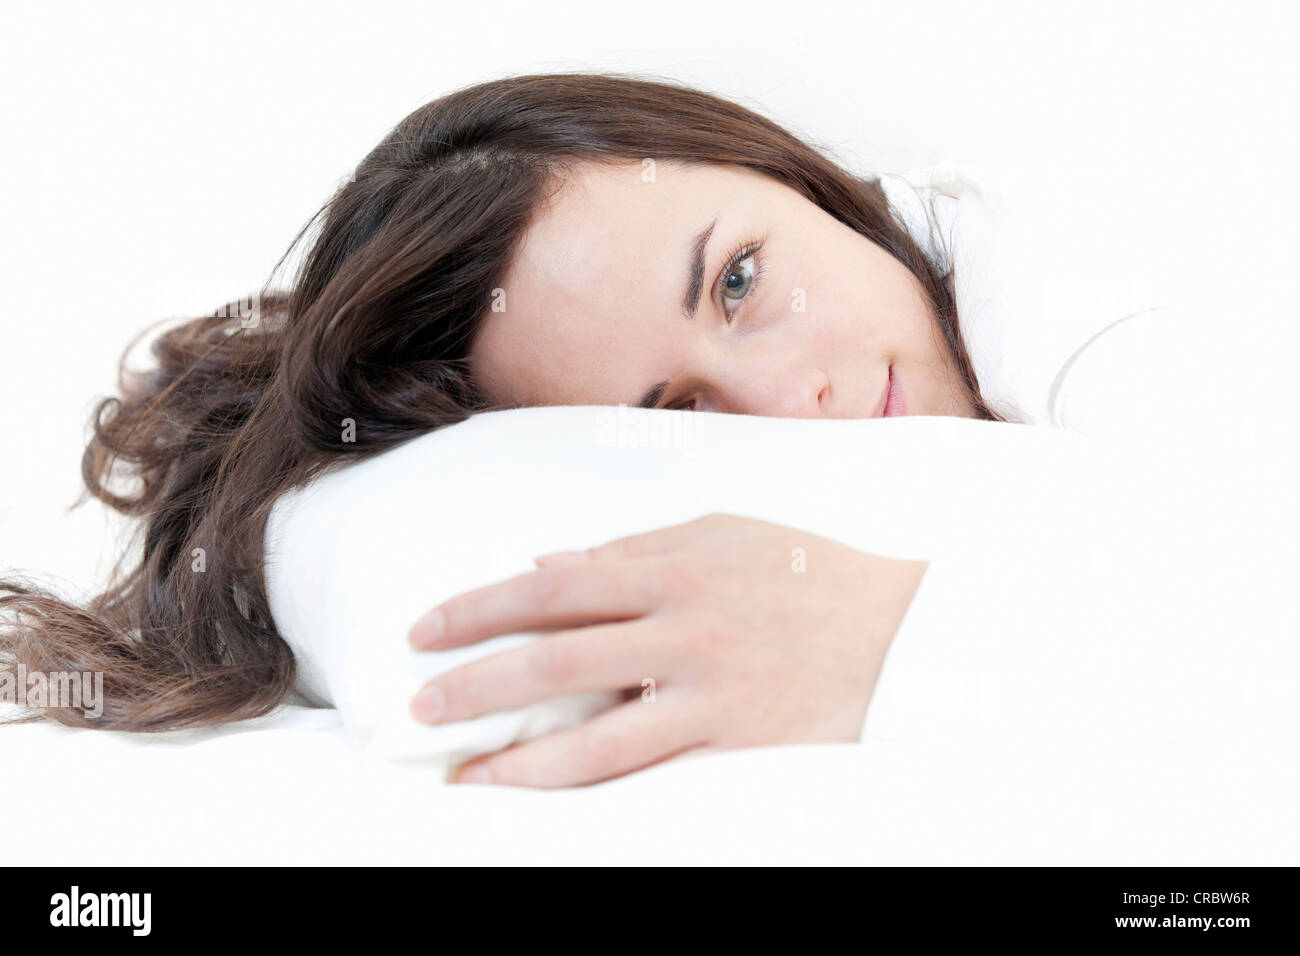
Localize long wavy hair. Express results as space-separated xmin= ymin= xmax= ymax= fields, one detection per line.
xmin=1 ymin=72 xmax=1005 ymax=731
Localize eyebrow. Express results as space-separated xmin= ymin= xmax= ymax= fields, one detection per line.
xmin=634 ymin=218 xmax=717 ymax=410
xmin=681 ymin=217 xmax=718 ymax=320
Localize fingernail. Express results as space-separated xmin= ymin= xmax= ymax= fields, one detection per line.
xmin=410 ymin=607 xmax=445 ymax=647
xmin=411 ymin=684 xmax=446 ymax=723
xmin=456 ymin=763 xmax=492 ymax=785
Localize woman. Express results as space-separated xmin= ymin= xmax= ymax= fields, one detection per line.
xmin=1 ymin=72 xmax=1005 ymax=786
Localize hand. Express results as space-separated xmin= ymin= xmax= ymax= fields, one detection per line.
xmin=407 ymin=512 xmax=928 ymax=788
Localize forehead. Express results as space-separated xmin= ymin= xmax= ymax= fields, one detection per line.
xmin=472 ymin=160 xmax=786 ymax=405
xmin=514 ymin=158 xmax=765 ymax=299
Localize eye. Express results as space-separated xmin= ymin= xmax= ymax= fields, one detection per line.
xmin=715 ymin=240 xmax=765 ymax=322
xmin=721 ymin=254 xmax=755 ymax=301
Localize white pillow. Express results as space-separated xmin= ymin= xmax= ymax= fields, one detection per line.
xmin=264 ymin=405 xmax=1107 ymax=778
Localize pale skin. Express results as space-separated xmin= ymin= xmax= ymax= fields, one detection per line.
xmin=408 ymin=159 xmax=980 ymax=787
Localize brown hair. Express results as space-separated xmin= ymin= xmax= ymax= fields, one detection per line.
xmin=1 ymin=71 xmax=1005 ymax=731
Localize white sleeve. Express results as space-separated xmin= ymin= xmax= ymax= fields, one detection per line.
xmin=1047 ymin=302 xmax=1294 ymax=442
xmin=858 ymin=552 xmax=985 ymax=743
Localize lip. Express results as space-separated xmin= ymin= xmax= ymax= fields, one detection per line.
xmin=872 ymin=367 xmax=891 ymax=418
xmin=883 ymin=365 xmax=906 ymax=417
xmin=873 ymin=365 xmax=905 ymax=418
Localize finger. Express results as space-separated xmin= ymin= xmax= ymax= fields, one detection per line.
xmin=409 ymin=559 xmax=662 ymax=650
xmin=452 ymin=690 xmax=704 ymax=788
xmin=410 ymin=615 xmax=682 ymax=723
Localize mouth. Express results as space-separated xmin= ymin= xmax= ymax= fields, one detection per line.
xmin=874 ymin=365 xmax=907 ymax=418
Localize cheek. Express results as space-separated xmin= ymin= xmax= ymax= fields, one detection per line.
xmin=865 ymin=264 xmax=942 ymax=353
xmin=796 ymin=261 xmax=890 ymax=349
xmin=797 ymin=239 xmax=890 ymax=325
xmin=797 ymin=253 xmax=944 ymax=379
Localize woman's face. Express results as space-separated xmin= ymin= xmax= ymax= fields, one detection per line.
xmin=469 ymin=159 xmax=980 ymax=419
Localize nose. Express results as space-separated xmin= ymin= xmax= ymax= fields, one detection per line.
xmin=729 ymin=364 xmax=830 ymax=418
